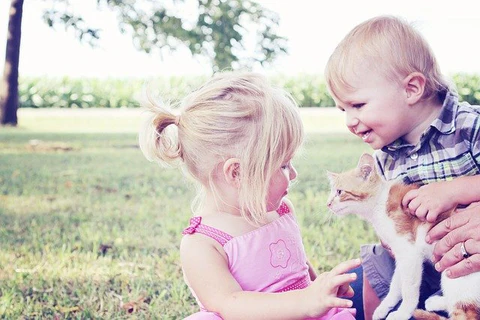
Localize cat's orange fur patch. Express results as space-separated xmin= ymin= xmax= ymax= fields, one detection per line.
xmin=413 ymin=309 xmax=447 ymax=320
xmin=386 ymin=183 xmax=424 ymax=241
xmin=452 ymin=303 xmax=480 ymax=320
xmin=413 ymin=303 xmax=480 ymax=320
xmin=387 ymin=183 xmax=453 ymax=242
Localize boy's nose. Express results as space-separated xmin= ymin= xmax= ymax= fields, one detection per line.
xmin=345 ymin=113 xmax=359 ymax=131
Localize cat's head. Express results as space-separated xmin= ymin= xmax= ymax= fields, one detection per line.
xmin=326 ymin=153 xmax=382 ymax=217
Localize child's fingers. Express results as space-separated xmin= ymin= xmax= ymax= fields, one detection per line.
xmin=330 ymin=258 xmax=361 ymax=276
xmin=339 ymin=285 xmax=355 ymax=298
xmin=327 ymin=296 xmax=354 ymax=308
xmin=328 ymin=273 xmax=357 ymax=290
xmin=414 ymin=205 xmax=428 ymax=221
xmin=402 ymin=189 xmax=418 ymax=208
xmin=426 ymin=210 xmax=440 ymax=223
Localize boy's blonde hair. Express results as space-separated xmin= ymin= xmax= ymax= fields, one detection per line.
xmin=325 ymin=15 xmax=451 ymax=101
xmin=139 ymin=72 xmax=304 ymax=225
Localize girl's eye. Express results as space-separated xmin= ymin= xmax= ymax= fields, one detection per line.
xmin=352 ymin=103 xmax=365 ymax=109
xmin=336 ymin=189 xmax=343 ymax=196
xmin=281 ymin=163 xmax=290 ymax=170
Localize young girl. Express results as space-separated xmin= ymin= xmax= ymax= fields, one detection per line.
xmin=139 ymin=72 xmax=360 ymax=319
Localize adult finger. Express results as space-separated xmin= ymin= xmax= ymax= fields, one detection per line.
xmin=431 ymin=224 xmax=474 ymax=260
xmin=435 ymin=239 xmax=480 ymax=276
xmin=329 ymin=259 xmax=362 ymax=276
xmin=426 ymin=211 xmax=470 ymax=244
xmin=442 ymin=254 xmax=480 ymax=279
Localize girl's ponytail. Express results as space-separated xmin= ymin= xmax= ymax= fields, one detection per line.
xmin=138 ymin=95 xmax=182 ymax=167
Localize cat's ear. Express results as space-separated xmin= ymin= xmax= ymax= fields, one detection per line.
xmin=326 ymin=171 xmax=337 ymax=185
xmin=359 ymin=165 xmax=373 ymax=180
xmin=357 ymin=153 xmax=375 ymax=180
xmin=357 ymin=153 xmax=375 ymax=168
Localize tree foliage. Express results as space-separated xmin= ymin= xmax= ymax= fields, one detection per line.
xmin=1 ymin=0 xmax=287 ymax=126
xmin=42 ymin=0 xmax=288 ymax=71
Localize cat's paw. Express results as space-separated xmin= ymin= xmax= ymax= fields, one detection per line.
xmin=387 ymin=310 xmax=412 ymax=320
xmin=385 ymin=310 xmax=413 ymax=320
xmin=425 ymin=295 xmax=447 ymax=312
xmin=372 ymin=304 xmax=391 ymax=320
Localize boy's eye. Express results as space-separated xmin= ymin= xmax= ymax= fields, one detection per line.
xmin=336 ymin=189 xmax=343 ymax=196
xmin=352 ymin=103 xmax=364 ymax=109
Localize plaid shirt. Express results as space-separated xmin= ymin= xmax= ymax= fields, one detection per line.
xmin=374 ymin=91 xmax=480 ymax=184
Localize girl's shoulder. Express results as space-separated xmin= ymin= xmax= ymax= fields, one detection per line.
xmin=182 ymin=199 xmax=295 ymax=241
xmin=280 ymin=198 xmax=295 ymax=215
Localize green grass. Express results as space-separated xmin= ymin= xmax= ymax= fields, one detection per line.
xmin=0 ymin=109 xmax=376 ymax=318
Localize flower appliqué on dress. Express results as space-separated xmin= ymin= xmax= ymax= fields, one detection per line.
xmin=269 ymin=239 xmax=291 ymax=268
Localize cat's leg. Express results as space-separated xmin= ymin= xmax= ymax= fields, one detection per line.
xmin=424 ymin=295 xmax=447 ymax=312
xmin=385 ymin=251 xmax=423 ymax=320
xmin=372 ymin=267 xmax=402 ymax=320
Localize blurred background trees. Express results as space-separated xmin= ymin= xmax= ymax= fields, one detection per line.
xmin=1 ymin=0 xmax=287 ymax=125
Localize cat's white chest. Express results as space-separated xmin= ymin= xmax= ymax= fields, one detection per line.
xmin=442 ymin=272 xmax=480 ymax=308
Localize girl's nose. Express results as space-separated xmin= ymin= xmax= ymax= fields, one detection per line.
xmin=289 ymin=166 xmax=297 ymax=181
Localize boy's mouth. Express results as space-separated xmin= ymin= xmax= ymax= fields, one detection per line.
xmin=359 ymin=130 xmax=372 ymax=141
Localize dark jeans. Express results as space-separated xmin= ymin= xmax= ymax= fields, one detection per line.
xmin=347 ymin=265 xmax=448 ymax=320
xmin=348 ymin=266 xmax=364 ymax=320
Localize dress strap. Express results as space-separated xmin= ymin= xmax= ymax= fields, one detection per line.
xmin=182 ymin=216 xmax=233 ymax=246
xmin=276 ymin=202 xmax=291 ymax=216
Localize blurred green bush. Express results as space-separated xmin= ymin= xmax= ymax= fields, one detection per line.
xmin=19 ymin=73 xmax=480 ymax=108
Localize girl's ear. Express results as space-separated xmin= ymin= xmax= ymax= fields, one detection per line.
xmin=223 ymin=158 xmax=241 ymax=187
xmin=403 ymin=72 xmax=426 ymax=105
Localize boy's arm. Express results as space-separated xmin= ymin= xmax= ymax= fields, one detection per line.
xmin=403 ymin=175 xmax=480 ymax=222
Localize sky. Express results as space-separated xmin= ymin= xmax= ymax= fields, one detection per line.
xmin=1 ymin=0 xmax=480 ymax=78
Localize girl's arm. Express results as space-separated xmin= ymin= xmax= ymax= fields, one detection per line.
xmin=181 ymin=234 xmax=359 ymax=320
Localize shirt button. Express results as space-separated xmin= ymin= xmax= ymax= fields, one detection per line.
xmin=410 ymin=153 xmax=418 ymax=160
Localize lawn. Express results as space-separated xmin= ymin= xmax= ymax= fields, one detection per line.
xmin=0 ymin=108 xmax=376 ymax=319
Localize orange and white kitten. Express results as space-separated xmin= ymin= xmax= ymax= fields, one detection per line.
xmin=326 ymin=153 xmax=480 ymax=320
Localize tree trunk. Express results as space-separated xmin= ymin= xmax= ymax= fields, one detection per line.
xmin=1 ymin=0 xmax=24 ymax=126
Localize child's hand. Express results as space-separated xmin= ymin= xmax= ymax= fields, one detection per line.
xmin=303 ymin=258 xmax=361 ymax=318
xmin=402 ymin=181 xmax=457 ymax=222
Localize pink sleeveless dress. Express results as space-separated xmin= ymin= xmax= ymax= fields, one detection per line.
xmin=182 ymin=202 xmax=356 ymax=320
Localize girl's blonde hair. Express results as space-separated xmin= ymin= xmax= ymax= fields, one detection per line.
xmin=325 ymin=15 xmax=452 ymax=101
xmin=139 ymin=72 xmax=304 ymax=225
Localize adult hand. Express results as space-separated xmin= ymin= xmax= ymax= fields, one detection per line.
xmin=426 ymin=202 xmax=480 ymax=278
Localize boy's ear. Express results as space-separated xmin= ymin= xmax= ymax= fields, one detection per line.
xmin=403 ymin=72 xmax=426 ymax=105
xmin=223 ymin=158 xmax=241 ymax=186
